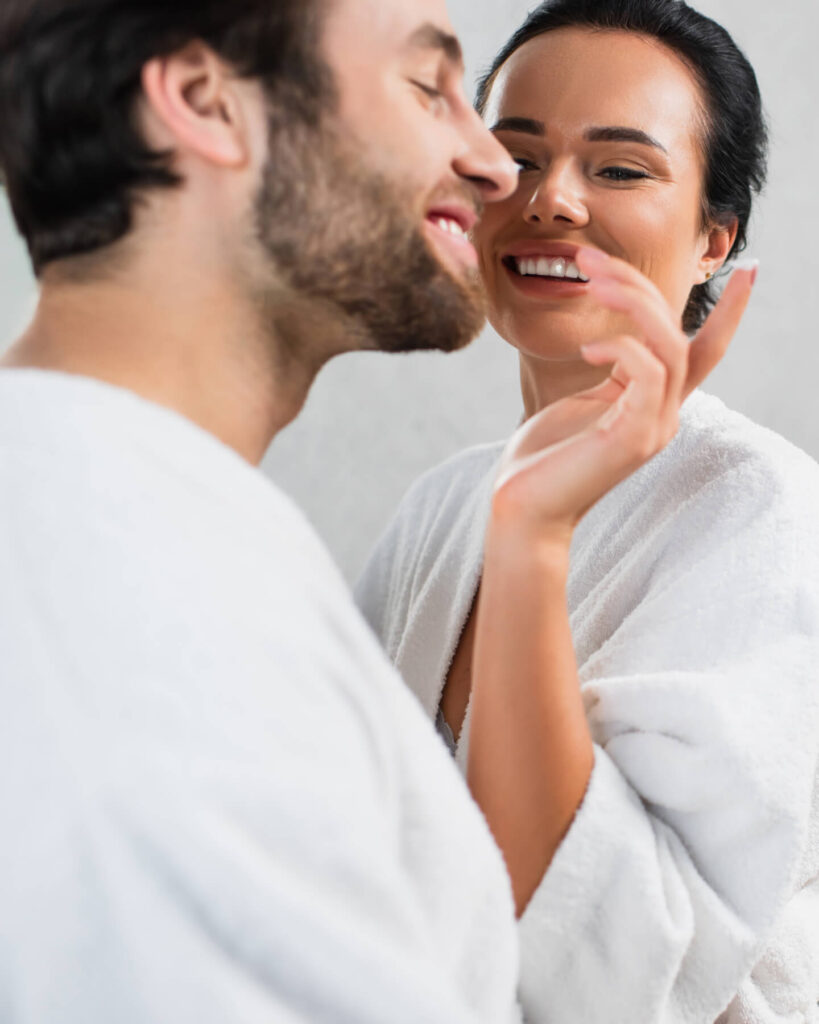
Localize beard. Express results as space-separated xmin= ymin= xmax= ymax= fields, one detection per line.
xmin=252 ymin=113 xmax=486 ymax=356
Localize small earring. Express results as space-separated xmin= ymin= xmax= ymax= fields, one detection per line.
xmin=706 ymin=271 xmax=713 ymax=280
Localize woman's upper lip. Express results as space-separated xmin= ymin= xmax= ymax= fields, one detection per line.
xmin=501 ymin=240 xmax=592 ymax=261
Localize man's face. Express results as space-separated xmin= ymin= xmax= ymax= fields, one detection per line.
xmin=253 ymin=0 xmax=518 ymax=355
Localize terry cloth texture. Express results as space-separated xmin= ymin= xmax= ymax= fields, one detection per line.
xmin=0 ymin=370 xmax=522 ymax=1024
xmin=357 ymin=389 xmax=819 ymax=1024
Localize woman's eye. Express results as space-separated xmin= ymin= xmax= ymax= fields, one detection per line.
xmin=513 ymin=158 xmax=539 ymax=173
xmin=599 ymin=166 xmax=649 ymax=182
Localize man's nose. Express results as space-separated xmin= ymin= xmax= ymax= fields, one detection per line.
xmin=453 ymin=108 xmax=519 ymax=203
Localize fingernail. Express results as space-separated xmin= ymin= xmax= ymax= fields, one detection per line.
xmin=732 ymin=258 xmax=759 ymax=286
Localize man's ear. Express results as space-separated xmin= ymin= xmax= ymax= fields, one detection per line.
xmin=140 ymin=42 xmax=250 ymax=170
xmin=697 ymin=216 xmax=739 ymax=284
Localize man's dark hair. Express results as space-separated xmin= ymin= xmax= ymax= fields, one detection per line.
xmin=0 ymin=0 xmax=330 ymax=274
xmin=476 ymin=0 xmax=768 ymax=332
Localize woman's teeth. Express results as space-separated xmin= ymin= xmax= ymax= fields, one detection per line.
xmin=431 ymin=216 xmax=468 ymax=239
xmin=513 ymin=256 xmax=589 ymax=282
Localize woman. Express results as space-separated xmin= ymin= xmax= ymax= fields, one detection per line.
xmin=356 ymin=2 xmax=819 ymax=1022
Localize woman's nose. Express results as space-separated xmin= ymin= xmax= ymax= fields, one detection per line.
xmin=525 ymin=169 xmax=589 ymax=227
xmin=453 ymin=110 xmax=519 ymax=204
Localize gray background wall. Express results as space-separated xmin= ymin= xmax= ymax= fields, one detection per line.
xmin=1 ymin=1 xmax=815 ymax=582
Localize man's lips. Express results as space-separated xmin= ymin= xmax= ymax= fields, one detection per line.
xmin=424 ymin=203 xmax=479 ymax=269
xmin=426 ymin=203 xmax=479 ymax=235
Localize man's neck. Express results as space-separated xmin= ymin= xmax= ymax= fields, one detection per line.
xmin=1 ymin=260 xmax=324 ymax=465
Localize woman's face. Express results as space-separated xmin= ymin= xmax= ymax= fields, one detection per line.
xmin=476 ymin=27 xmax=734 ymax=361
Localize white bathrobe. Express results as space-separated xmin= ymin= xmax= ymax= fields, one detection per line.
xmin=356 ymin=390 xmax=819 ymax=1024
xmin=0 ymin=370 xmax=522 ymax=1024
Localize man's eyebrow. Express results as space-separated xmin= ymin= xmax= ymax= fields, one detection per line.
xmin=585 ymin=126 xmax=668 ymax=154
xmin=406 ymin=23 xmax=464 ymax=67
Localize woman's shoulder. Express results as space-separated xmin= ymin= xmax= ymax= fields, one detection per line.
xmin=570 ymin=391 xmax=819 ymax=610
xmin=680 ymin=389 xmax=816 ymax=466
xmin=568 ymin=392 xmax=819 ymax=670
xmin=412 ymin=439 xmax=507 ymax=499
xmin=601 ymin=388 xmax=819 ymax=522
xmin=670 ymin=389 xmax=819 ymax=510
xmin=355 ymin=440 xmax=505 ymax=640
xmin=388 ymin=439 xmax=506 ymax=530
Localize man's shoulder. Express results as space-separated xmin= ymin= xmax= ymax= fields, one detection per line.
xmin=0 ymin=369 xmax=403 ymax=775
xmin=0 ymin=368 xmax=343 ymax=575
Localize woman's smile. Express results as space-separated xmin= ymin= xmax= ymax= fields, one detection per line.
xmin=499 ymin=241 xmax=591 ymax=301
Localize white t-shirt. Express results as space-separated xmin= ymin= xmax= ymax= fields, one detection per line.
xmin=0 ymin=369 xmax=521 ymax=1024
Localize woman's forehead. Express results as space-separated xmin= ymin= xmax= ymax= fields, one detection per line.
xmin=485 ymin=27 xmax=705 ymax=155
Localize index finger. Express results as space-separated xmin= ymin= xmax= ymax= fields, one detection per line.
xmin=576 ymin=247 xmax=668 ymax=309
xmin=685 ymin=261 xmax=758 ymax=397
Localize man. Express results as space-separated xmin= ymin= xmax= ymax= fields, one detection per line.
xmin=0 ymin=1 xmax=523 ymax=1021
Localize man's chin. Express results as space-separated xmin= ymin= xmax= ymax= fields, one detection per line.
xmin=444 ymin=269 xmax=488 ymax=350
xmin=389 ymin=266 xmax=487 ymax=355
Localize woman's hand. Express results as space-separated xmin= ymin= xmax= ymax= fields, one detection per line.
xmin=491 ymin=250 xmax=758 ymax=546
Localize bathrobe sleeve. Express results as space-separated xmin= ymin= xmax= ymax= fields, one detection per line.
xmin=517 ymin=449 xmax=819 ymax=1024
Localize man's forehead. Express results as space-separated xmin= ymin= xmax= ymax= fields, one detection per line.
xmin=324 ymin=0 xmax=458 ymax=58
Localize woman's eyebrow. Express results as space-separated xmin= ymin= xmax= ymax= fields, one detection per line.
xmin=490 ymin=116 xmax=545 ymax=136
xmin=585 ymin=126 xmax=668 ymax=153
xmin=490 ymin=118 xmax=668 ymax=155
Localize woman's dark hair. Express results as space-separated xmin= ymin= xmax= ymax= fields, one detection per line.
xmin=0 ymin=0 xmax=330 ymax=274
xmin=476 ymin=0 xmax=768 ymax=331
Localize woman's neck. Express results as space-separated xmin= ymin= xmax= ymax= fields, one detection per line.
xmin=520 ymin=353 xmax=611 ymax=419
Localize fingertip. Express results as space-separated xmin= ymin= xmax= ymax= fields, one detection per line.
xmin=580 ymin=341 xmax=602 ymax=356
xmin=730 ymin=258 xmax=759 ymax=288
xmin=713 ymin=264 xmax=755 ymax=317
xmin=586 ymin=278 xmax=622 ymax=302
xmin=580 ymin=344 xmax=601 ymax=364
xmin=580 ymin=342 xmax=614 ymax=365
xmin=576 ymin=247 xmax=610 ymax=271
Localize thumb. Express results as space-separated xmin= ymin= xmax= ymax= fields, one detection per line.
xmin=685 ymin=260 xmax=758 ymax=398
